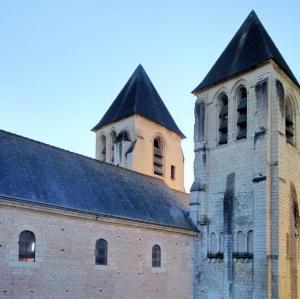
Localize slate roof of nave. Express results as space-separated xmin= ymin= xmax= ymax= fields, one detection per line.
xmin=0 ymin=130 xmax=195 ymax=231
xmin=193 ymin=10 xmax=299 ymax=93
xmin=92 ymin=65 xmax=185 ymax=138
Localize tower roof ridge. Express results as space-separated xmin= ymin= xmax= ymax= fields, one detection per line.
xmin=193 ymin=11 xmax=299 ymax=93
xmin=92 ymin=65 xmax=185 ymax=138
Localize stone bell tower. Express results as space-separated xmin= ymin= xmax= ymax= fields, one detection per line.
xmin=190 ymin=11 xmax=300 ymax=298
xmin=92 ymin=65 xmax=185 ymax=192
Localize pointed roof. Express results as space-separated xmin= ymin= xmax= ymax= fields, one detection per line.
xmin=92 ymin=65 xmax=185 ymax=138
xmin=193 ymin=11 xmax=299 ymax=93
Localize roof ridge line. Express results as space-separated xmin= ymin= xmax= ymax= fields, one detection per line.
xmin=0 ymin=129 xmax=171 ymax=184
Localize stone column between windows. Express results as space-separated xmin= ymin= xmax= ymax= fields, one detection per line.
xmin=252 ymin=78 xmax=272 ymax=299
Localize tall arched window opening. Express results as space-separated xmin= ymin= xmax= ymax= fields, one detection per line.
xmin=218 ymin=94 xmax=228 ymax=145
xmin=19 ymin=231 xmax=35 ymax=262
xmin=285 ymin=99 xmax=295 ymax=145
xmin=236 ymin=231 xmax=244 ymax=252
xmin=95 ymin=239 xmax=108 ymax=265
xmin=219 ymin=232 xmax=224 ymax=253
xmin=247 ymin=230 xmax=253 ymax=254
xmin=100 ymin=135 xmax=106 ymax=162
xmin=236 ymin=87 xmax=247 ymax=139
xmin=153 ymin=137 xmax=164 ymax=176
xmin=210 ymin=232 xmax=217 ymax=254
xmin=110 ymin=131 xmax=117 ymax=163
xmin=152 ymin=245 xmax=161 ymax=268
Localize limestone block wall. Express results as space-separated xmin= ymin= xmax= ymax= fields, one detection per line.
xmin=94 ymin=115 xmax=185 ymax=193
xmin=275 ymin=67 xmax=300 ymax=299
xmin=191 ymin=63 xmax=277 ymax=299
xmin=0 ymin=201 xmax=194 ymax=299
xmin=134 ymin=115 xmax=185 ymax=192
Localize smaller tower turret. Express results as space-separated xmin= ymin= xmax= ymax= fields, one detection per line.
xmin=92 ymin=65 xmax=185 ymax=192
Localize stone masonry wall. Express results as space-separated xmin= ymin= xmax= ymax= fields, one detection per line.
xmin=191 ymin=63 xmax=277 ymax=299
xmin=0 ymin=202 xmax=193 ymax=299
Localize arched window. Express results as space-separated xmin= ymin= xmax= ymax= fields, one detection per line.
xmin=110 ymin=131 xmax=117 ymax=163
xmin=18 ymin=231 xmax=35 ymax=262
xmin=153 ymin=137 xmax=164 ymax=176
xmin=236 ymin=231 xmax=244 ymax=252
xmin=152 ymin=244 xmax=161 ymax=268
xmin=219 ymin=232 xmax=224 ymax=253
xmin=236 ymin=87 xmax=247 ymax=139
xmin=95 ymin=239 xmax=107 ymax=265
xmin=210 ymin=232 xmax=217 ymax=254
xmin=247 ymin=230 xmax=253 ymax=254
xmin=218 ymin=94 xmax=228 ymax=145
xmin=285 ymin=99 xmax=295 ymax=145
xmin=100 ymin=135 xmax=106 ymax=162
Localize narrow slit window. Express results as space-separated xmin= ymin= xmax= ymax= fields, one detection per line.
xmin=218 ymin=94 xmax=228 ymax=145
xmin=152 ymin=245 xmax=161 ymax=268
xmin=236 ymin=231 xmax=244 ymax=252
xmin=236 ymin=87 xmax=247 ymax=140
xmin=247 ymin=230 xmax=253 ymax=254
xmin=171 ymin=165 xmax=176 ymax=180
xmin=285 ymin=99 xmax=295 ymax=145
xmin=110 ymin=131 xmax=117 ymax=163
xmin=100 ymin=135 xmax=106 ymax=162
xmin=95 ymin=239 xmax=108 ymax=265
xmin=19 ymin=231 xmax=35 ymax=262
xmin=153 ymin=137 xmax=164 ymax=176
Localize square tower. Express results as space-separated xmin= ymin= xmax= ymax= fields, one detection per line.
xmin=190 ymin=11 xmax=300 ymax=298
xmin=92 ymin=65 xmax=185 ymax=192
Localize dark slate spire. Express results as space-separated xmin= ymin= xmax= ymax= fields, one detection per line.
xmin=92 ymin=65 xmax=185 ymax=138
xmin=193 ymin=10 xmax=299 ymax=93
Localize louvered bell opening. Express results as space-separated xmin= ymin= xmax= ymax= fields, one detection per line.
xmin=154 ymin=147 xmax=163 ymax=157
xmin=219 ymin=119 xmax=228 ymax=132
xmin=237 ymin=128 xmax=247 ymax=140
xmin=286 ymin=126 xmax=294 ymax=138
xmin=219 ymin=133 xmax=228 ymax=145
xmin=286 ymin=116 xmax=293 ymax=127
xmin=237 ymin=98 xmax=247 ymax=111
xmin=154 ymin=165 xmax=163 ymax=176
xmin=154 ymin=157 xmax=163 ymax=167
xmin=237 ymin=114 xmax=247 ymax=126
xmin=219 ymin=105 xmax=228 ymax=117
xmin=101 ymin=147 xmax=106 ymax=154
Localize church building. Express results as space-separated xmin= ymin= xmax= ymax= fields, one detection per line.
xmin=190 ymin=11 xmax=300 ymax=299
xmin=0 ymin=10 xmax=299 ymax=299
xmin=0 ymin=65 xmax=196 ymax=298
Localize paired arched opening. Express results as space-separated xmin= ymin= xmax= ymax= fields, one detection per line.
xmin=18 ymin=231 xmax=35 ymax=262
xmin=153 ymin=137 xmax=164 ymax=176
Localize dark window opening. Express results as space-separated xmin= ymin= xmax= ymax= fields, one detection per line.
xmin=153 ymin=137 xmax=164 ymax=176
xmin=100 ymin=135 xmax=106 ymax=161
xmin=286 ymin=100 xmax=295 ymax=145
xmin=152 ymin=245 xmax=161 ymax=268
xmin=110 ymin=131 xmax=117 ymax=163
xmin=18 ymin=231 xmax=35 ymax=262
xmin=171 ymin=165 xmax=176 ymax=180
xmin=237 ymin=87 xmax=247 ymax=140
xmin=95 ymin=239 xmax=107 ymax=265
xmin=218 ymin=94 xmax=228 ymax=145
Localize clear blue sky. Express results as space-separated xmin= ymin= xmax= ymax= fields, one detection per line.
xmin=1 ymin=1 xmax=299 ymax=190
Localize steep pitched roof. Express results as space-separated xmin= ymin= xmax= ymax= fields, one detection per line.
xmin=0 ymin=130 xmax=195 ymax=231
xmin=193 ymin=11 xmax=299 ymax=93
xmin=92 ymin=65 xmax=185 ymax=138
